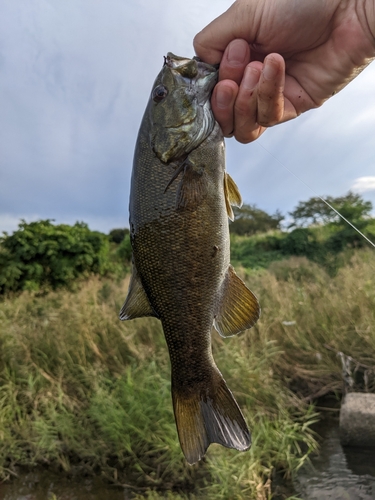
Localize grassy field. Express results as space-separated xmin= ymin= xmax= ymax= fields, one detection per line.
xmin=0 ymin=249 xmax=374 ymax=498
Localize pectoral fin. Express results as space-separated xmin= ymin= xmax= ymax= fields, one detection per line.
xmin=176 ymin=162 xmax=208 ymax=210
xmin=214 ymin=265 xmax=260 ymax=337
xmin=119 ymin=264 xmax=157 ymax=320
xmin=224 ymin=173 xmax=242 ymax=221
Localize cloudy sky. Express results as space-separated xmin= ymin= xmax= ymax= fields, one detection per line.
xmin=1 ymin=0 xmax=375 ymax=234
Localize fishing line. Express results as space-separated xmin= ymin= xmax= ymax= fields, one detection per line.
xmin=257 ymin=140 xmax=375 ymax=250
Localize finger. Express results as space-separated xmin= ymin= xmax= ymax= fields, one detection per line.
xmin=218 ymin=39 xmax=250 ymax=84
xmin=283 ymin=72 xmax=318 ymax=118
xmin=211 ymin=80 xmax=238 ymax=137
xmin=257 ymin=54 xmax=286 ymax=126
xmin=233 ymin=63 xmax=266 ymax=143
xmin=193 ymin=3 xmax=258 ymax=64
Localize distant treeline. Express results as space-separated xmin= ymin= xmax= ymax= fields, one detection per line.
xmin=230 ymin=191 xmax=373 ymax=235
xmin=230 ymin=191 xmax=375 ymax=271
xmin=0 ymin=192 xmax=374 ymax=294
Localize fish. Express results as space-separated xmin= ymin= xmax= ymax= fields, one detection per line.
xmin=119 ymin=53 xmax=260 ymax=464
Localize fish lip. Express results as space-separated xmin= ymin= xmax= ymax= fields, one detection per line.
xmin=166 ymin=52 xmax=217 ymax=79
xmin=165 ymin=52 xmax=217 ymax=73
xmin=165 ymin=52 xmax=218 ymax=104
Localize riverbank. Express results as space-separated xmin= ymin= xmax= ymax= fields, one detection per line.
xmin=0 ymin=249 xmax=373 ymax=499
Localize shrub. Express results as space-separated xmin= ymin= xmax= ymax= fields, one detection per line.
xmin=117 ymin=234 xmax=132 ymax=262
xmin=108 ymin=228 xmax=129 ymax=244
xmin=0 ymin=220 xmax=110 ymax=294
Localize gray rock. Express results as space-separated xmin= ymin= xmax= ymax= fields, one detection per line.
xmin=340 ymin=393 xmax=375 ymax=447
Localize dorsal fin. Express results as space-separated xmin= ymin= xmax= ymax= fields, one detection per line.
xmin=224 ymin=173 xmax=242 ymax=221
xmin=214 ymin=265 xmax=260 ymax=337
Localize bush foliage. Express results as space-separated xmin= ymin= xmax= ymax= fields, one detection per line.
xmin=108 ymin=227 xmax=129 ymax=244
xmin=0 ymin=220 xmax=110 ymax=294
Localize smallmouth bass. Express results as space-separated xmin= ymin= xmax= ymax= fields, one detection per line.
xmin=120 ymin=53 xmax=260 ymax=464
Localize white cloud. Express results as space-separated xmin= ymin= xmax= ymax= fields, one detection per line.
xmin=351 ymin=177 xmax=375 ymax=193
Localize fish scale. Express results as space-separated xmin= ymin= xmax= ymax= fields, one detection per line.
xmin=120 ymin=53 xmax=260 ymax=464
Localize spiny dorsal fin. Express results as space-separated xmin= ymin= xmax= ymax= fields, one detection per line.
xmin=173 ymin=367 xmax=250 ymax=464
xmin=119 ymin=264 xmax=157 ymax=320
xmin=214 ymin=265 xmax=260 ymax=337
xmin=224 ymin=172 xmax=242 ymax=221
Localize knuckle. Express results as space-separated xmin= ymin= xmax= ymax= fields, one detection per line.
xmin=234 ymin=95 xmax=256 ymax=118
xmin=234 ymin=102 xmax=250 ymax=116
xmin=257 ymin=118 xmax=279 ymax=127
xmin=257 ymin=115 xmax=279 ymax=127
xmin=234 ymin=128 xmax=258 ymax=144
xmin=220 ymin=121 xmax=235 ymax=137
xmin=257 ymin=93 xmax=284 ymax=127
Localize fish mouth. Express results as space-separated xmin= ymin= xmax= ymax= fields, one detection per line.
xmin=165 ymin=52 xmax=218 ymax=100
xmin=165 ymin=53 xmax=218 ymax=75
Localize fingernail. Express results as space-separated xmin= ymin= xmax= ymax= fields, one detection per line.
xmin=215 ymin=86 xmax=232 ymax=109
xmin=244 ymin=66 xmax=260 ymax=90
xmin=227 ymin=40 xmax=248 ymax=65
xmin=263 ymin=58 xmax=278 ymax=80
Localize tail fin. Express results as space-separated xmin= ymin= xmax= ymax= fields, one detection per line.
xmin=172 ymin=371 xmax=251 ymax=464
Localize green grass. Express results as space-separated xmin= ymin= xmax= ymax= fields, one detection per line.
xmin=0 ymin=249 xmax=374 ymax=498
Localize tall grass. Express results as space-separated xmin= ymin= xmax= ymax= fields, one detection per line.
xmin=253 ymin=249 xmax=375 ymax=397
xmin=0 ymin=249 xmax=373 ymax=498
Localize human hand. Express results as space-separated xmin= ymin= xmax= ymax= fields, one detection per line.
xmin=194 ymin=0 xmax=375 ymax=143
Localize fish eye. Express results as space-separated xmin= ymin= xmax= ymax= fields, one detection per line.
xmin=153 ymin=85 xmax=168 ymax=102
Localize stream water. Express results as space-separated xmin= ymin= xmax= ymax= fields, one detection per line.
xmin=294 ymin=414 xmax=375 ymax=499
xmin=1 ymin=416 xmax=375 ymax=499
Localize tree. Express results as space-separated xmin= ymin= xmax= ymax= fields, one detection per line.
xmin=117 ymin=233 xmax=132 ymax=262
xmin=230 ymin=204 xmax=283 ymax=236
xmin=289 ymin=192 xmax=373 ymax=228
xmin=0 ymin=220 xmax=109 ymax=294
xmin=332 ymin=192 xmax=373 ymax=226
xmin=108 ymin=228 xmax=130 ymax=244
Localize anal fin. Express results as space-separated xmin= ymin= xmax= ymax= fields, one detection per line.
xmin=119 ymin=264 xmax=157 ymax=320
xmin=214 ymin=265 xmax=260 ymax=337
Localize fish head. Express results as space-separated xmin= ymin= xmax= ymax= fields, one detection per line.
xmin=148 ymin=53 xmax=218 ymax=164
